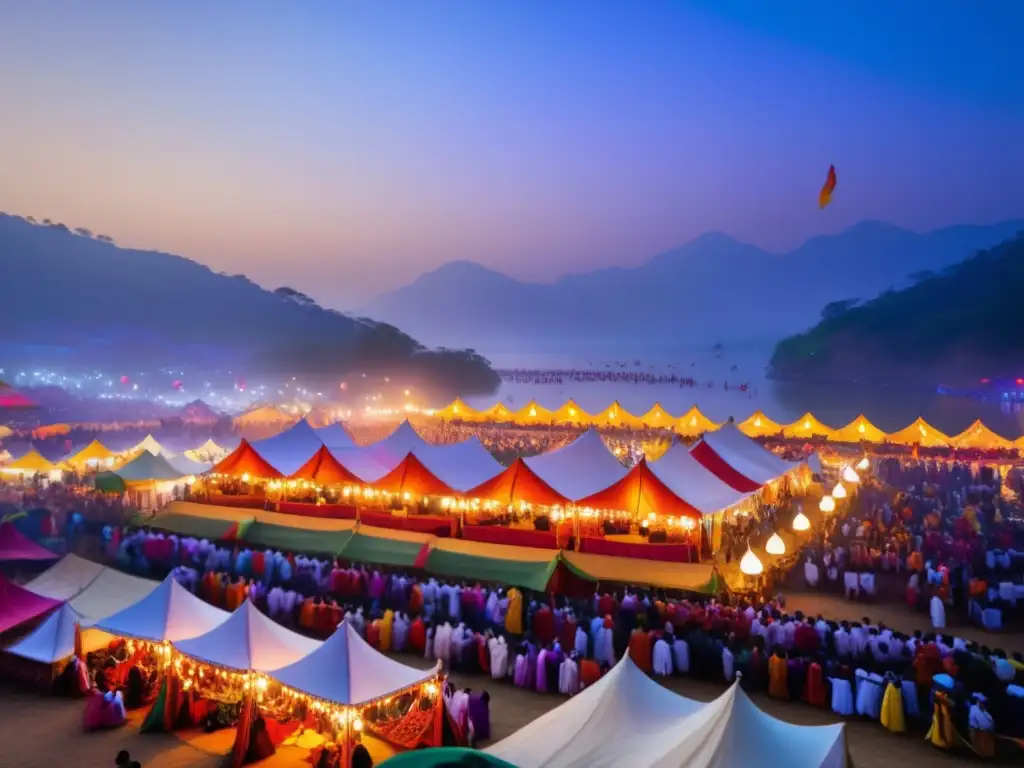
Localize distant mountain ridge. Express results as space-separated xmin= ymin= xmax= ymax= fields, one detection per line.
xmin=0 ymin=213 xmax=499 ymax=397
xmin=363 ymin=220 xmax=1024 ymax=350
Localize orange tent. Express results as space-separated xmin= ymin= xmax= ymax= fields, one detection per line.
xmin=211 ymin=439 xmax=284 ymax=479
xmin=829 ymin=414 xmax=889 ymax=443
xmin=465 ymin=458 xmax=569 ymax=507
xmin=289 ymin=445 xmax=366 ymax=485
xmin=888 ymin=417 xmax=951 ymax=448
xmin=640 ymin=402 xmax=675 ymax=428
xmin=371 ymin=452 xmax=456 ymax=498
xmin=574 ymin=459 xmax=701 ymax=521
xmin=949 ymin=419 xmax=1015 ymax=451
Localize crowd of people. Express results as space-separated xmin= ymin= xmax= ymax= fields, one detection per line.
xmin=494 ymin=367 xmax=751 ymax=391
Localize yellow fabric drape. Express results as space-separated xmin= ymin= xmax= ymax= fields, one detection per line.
xmin=880 ymin=682 xmax=905 ymax=733
xmin=926 ymin=692 xmax=955 ymax=749
xmin=505 ymin=588 xmax=523 ymax=635
xmin=379 ymin=609 xmax=394 ymax=652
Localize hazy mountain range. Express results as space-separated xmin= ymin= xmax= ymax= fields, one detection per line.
xmin=363 ymin=220 xmax=1024 ymax=351
xmin=0 ymin=213 xmax=498 ymax=397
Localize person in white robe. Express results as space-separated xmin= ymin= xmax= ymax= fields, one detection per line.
xmin=594 ymin=622 xmax=615 ymax=667
xmin=930 ymin=594 xmax=946 ymax=629
xmin=489 ymin=636 xmax=509 ymax=679
xmin=652 ymin=636 xmax=673 ymax=676
xmin=844 ymin=570 xmax=860 ymax=600
xmin=392 ymin=613 xmax=409 ymax=652
xmin=722 ymin=645 xmax=735 ymax=682
xmin=425 ymin=626 xmax=436 ymax=660
xmin=433 ymin=622 xmax=453 ymax=664
xmin=448 ymin=584 xmax=462 ymax=621
xmin=558 ymin=653 xmax=580 ymax=696
xmin=804 ymin=558 xmax=820 ymax=588
xmin=672 ymin=635 xmax=690 ymax=674
xmin=574 ymin=625 xmax=589 ymax=659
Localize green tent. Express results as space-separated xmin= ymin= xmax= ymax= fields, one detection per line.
xmin=148 ymin=511 xmax=249 ymax=540
xmin=115 ymin=450 xmax=185 ymax=482
xmin=424 ymin=549 xmax=560 ymax=592
xmin=340 ymin=532 xmax=429 ymax=568
xmin=241 ymin=521 xmax=352 ymax=556
xmin=379 ymin=747 xmax=519 ymax=768
xmin=94 ymin=472 xmax=126 ymax=494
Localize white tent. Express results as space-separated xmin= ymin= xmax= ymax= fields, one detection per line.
xmin=322 ymin=448 xmax=391 ymax=484
xmin=650 ymin=443 xmax=753 ymax=515
xmin=270 ymin=622 xmax=438 ymax=706
xmin=2 ymin=602 xmax=113 ymax=661
xmin=184 ymin=438 xmax=228 ymax=463
xmin=167 ymin=453 xmax=211 ymax=476
xmin=523 ymin=428 xmax=628 ymax=501
xmin=361 ymin=420 xmax=432 ymax=472
xmin=414 ymin=437 xmax=506 ymax=492
xmin=26 ymin=555 xmax=160 ymax=625
xmin=133 ymin=434 xmax=169 ymax=457
xmin=488 ymin=655 xmax=846 ymax=768
xmin=92 ymin=574 xmax=229 ymax=643
xmin=24 ymin=554 xmax=106 ymax=601
xmin=315 ymin=423 xmax=357 ymax=451
xmin=250 ymin=419 xmax=326 ymax=475
xmin=698 ymin=424 xmax=799 ymax=484
xmin=174 ymin=600 xmax=320 ymax=672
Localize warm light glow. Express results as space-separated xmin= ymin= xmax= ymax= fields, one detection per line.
xmin=792 ymin=511 xmax=811 ymax=531
xmin=765 ymin=532 xmax=786 ymax=555
xmin=803 ymin=420 xmax=810 ymax=429
xmin=856 ymin=456 xmax=870 ymax=471
xmin=740 ymin=547 xmax=764 ymax=576
xmin=832 ymin=482 xmax=847 ymax=499
xmin=858 ymin=422 xmax=866 ymax=434
xmin=353 ymin=717 xmax=364 ymax=732
xmin=241 ymin=473 xmax=250 ymax=483
xmin=754 ymin=417 xmax=762 ymax=427
xmin=185 ymin=475 xmax=196 ymax=485
xmin=819 ymin=495 xmax=836 ymax=513
xmin=529 ymin=406 xmax=537 ymax=417
xmin=841 ymin=466 xmax=860 ymax=484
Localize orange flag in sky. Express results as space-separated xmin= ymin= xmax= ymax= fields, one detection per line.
xmin=818 ymin=164 xmax=837 ymax=209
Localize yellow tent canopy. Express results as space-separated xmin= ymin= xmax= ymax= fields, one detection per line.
xmin=184 ymin=438 xmax=227 ymax=463
xmin=592 ymin=401 xmax=645 ymax=429
xmin=888 ymin=417 xmax=951 ymax=448
xmin=675 ymin=406 xmax=721 ymax=437
xmin=3 ymin=449 xmax=57 ymax=474
xmin=950 ymin=419 xmax=1015 ymax=451
xmin=435 ymin=398 xmax=480 ymax=422
xmin=829 ymin=414 xmax=889 ymax=443
xmin=514 ymin=399 xmax=554 ymax=425
xmin=736 ymin=410 xmax=784 ymax=438
xmin=67 ymin=439 xmax=116 ymax=467
xmin=479 ymin=402 xmax=514 ymax=422
xmin=551 ymin=399 xmax=592 ymax=425
xmin=640 ymin=402 xmax=675 ymax=427
xmin=782 ymin=412 xmax=835 ymax=440
xmin=132 ymin=434 xmax=167 ymax=456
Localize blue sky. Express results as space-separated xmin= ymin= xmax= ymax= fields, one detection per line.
xmin=1 ymin=1 xmax=1021 ymax=306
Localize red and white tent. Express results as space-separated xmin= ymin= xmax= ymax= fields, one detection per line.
xmin=650 ymin=443 xmax=754 ymax=515
xmin=690 ymin=424 xmax=798 ymax=492
xmin=524 ymin=429 xmax=628 ymax=502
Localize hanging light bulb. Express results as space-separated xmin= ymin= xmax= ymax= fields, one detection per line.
xmin=856 ymin=456 xmax=870 ymax=471
xmin=842 ymin=466 xmax=860 ymax=484
xmin=832 ymin=482 xmax=847 ymax=499
xmin=765 ymin=532 xmax=786 ymax=555
xmin=819 ymin=495 xmax=836 ymax=513
xmin=792 ymin=511 xmax=811 ymax=531
xmin=740 ymin=547 xmax=763 ymax=576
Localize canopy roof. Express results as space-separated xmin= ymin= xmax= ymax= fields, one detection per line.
xmin=271 ymin=621 xmax=437 ymax=706
xmin=24 ymin=554 xmax=106 ymax=601
xmin=66 ymin=439 xmax=115 ymax=466
xmin=640 ymin=402 xmax=675 ymax=427
xmin=132 ymin=434 xmax=168 ymax=457
xmin=524 ymin=429 xmax=628 ymax=501
xmin=781 ymin=413 xmax=835 ymax=440
xmin=174 ymin=600 xmax=320 ymax=672
xmin=478 ymin=402 xmax=514 ymax=422
xmin=25 ymin=554 xmax=158 ymax=624
xmin=3 ymin=449 xmax=56 ymax=474
xmin=592 ymin=400 xmax=645 ymax=428
xmin=114 ymin=450 xmax=186 ymax=484
xmin=241 ymin=521 xmax=354 ymax=556
xmin=371 ymin=453 xmax=457 ymax=498
xmin=166 ymin=453 xmax=211 ymax=476
xmin=950 ymin=419 xmax=1015 ymax=451
xmin=514 ymin=399 xmax=555 ymax=424
xmin=650 ymin=443 xmax=753 ymax=515
xmin=314 ymin=423 xmax=357 ymax=451
xmin=250 ymin=419 xmax=325 ymax=475
xmin=363 ymin=420 xmax=432 ymax=470
xmin=675 ymin=407 xmax=721 ymax=437
xmin=184 ymin=438 xmax=228 ymax=462
xmin=693 ymin=424 xmax=795 ymax=490
xmin=413 ymin=437 xmax=505 ymax=493
xmin=425 ymin=539 xmax=566 ymax=592
xmin=3 ymin=603 xmax=81 ymax=663
xmin=465 ymin=458 xmax=570 ymax=507
xmin=735 ymin=411 xmax=785 ymax=438
xmin=211 ymin=438 xmax=284 ymax=479
xmin=289 ymin=445 xmax=366 ymax=485
xmin=0 ymin=573 xmax=61 ymax=634
xmin=435 ymin=398 xmax=480 ymax=422
xmin=488 ymin=655 xmax=846 ymax=768
xmin=574 ymin=459 xmax=701 ymax=520
xmin=561 ymin=551 xmax=718 ymax=593
xmin=887 ymin=417 xmax=951 ymax=448
xmin=339 ymin=527 xmax=434 ymax=569
xmin=0 ymin=522 xmax=59 ymax=562
xmin=92 ymin=573 xmax=229 ymax=643
xmin=552 ymin=399 xmax=590 ymax=424
xmin=829 ymin=414 xmax=889 ymax=443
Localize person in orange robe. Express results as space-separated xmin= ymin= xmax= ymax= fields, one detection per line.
xmin=298 ymin=597 xmax=316 ymax=632
xmin=208 ymin=573 xmax=226 ymax=608
xmin=803 ymin=662 xmax=827 ymax=707
xmin=366 ymin=619 xmax=381 ymax=648
xmin=628 ymin=628 xmax=652 ymax=674
xmin=768 ymin=650 xmax=788 ymax=699
xmin=579 ymin=658 xmax=601 ymax=689
xmin=409 ymin=583 xmax=423 ymax=614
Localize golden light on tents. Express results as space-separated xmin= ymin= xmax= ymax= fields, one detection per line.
xmin=515 ymin=399 xmax=554 ymax=425
xmin=66 ymin=440 xmax=116 ymax=469
xmin=736 ymin=410 xmax=784 ymax=438
xmin=765 ymin=532 xmax=786 ymax=555
xmin=829 ymin=414 xmax=889 ymax=443
xmin=887 ymin=417 xmax=951 ymax=448
xmin=552 ymin=399 xmax=591 ymax=425
xmin=478 ymin=402 xmax=514 ymax=422
xmin=3 ymin=449 xmax=57 ymax=475
xmin=949 ymin=419 xmax=1014 ymax=451
xmin=436 ymin=398 xmax=480 ymax=422
xmin=739 ymin=547 xmax=763 ymax=576
xmin=592 ymin=401 xmax=645 ymax=429
xmin=675 ymin=406 xmax=721 ymax=437
xmin=819 ymin=495 xmax=836 ymax=513
xmin=782 ymin=412 xmax=835 ymax=440
xmin=640 ymin=402 xmax=675 ymax=427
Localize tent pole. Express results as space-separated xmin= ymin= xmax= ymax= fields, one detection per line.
xmin=341 ymin=707 xmax=352 ymax=768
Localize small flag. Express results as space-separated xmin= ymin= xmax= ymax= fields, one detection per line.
xmin=819 ymin=164 xmax=837 ymax=209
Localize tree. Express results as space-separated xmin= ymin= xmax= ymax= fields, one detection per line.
xmin=74 ymin=227 xmax=93 ymax=238
xmin=820 ymin=298 xmax=860 ymax=321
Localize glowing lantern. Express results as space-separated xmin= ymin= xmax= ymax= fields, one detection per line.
xmin=754 ymin=417 xmax=762 ymax=427
xmin=792 ymin=511 xmax=811 ymax=531
xmin=803 ymin=420 xmax=810 ymax=430
xmin=765 ymin=532 xmax=786 ymax=555
xmin=858 ymin=422 xmax=866 ymax=434
xmin=529 ymin=407 xmax=537 ymax=417
xmin=832 ymin=482 xmax=847 ymax=499
xmin=241 ymin=473 xmax=250 ymax=483
xmin=819 ymin=495 xmax=836 ymax=513
xmin=856 ymin=456 xmax=870 ymax=471
xmin=842 ymin=466 xmax=860 ymax=484
xmin=740 ymin=547 xmax=764 ymax=576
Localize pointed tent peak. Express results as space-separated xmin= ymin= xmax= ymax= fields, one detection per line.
xmin=184 ymin=437 xmax=228 ymax=462
xmin=233 ymin=404 xmax=295 ymax=427
xmin=0 ymin=572 xmax=63 ymax=633
xmin=515 ymin=399 xmax=554 ymax=423
xmin=436 ymin=398 xmax=478 ymax=421
xmin=378 ymin=419 xmax=429 ymax=451
xmin=675 ymin=405 xmax=722 ymax=436
xmin=4 ymin=601 xmax=83 ymax=664
xmin=782 ymin=412 xmax=835 ymax=439
xmin=640 ymin=402 xmax=675 ymax=425
xmin=523 ymin=427 xmax=629 ymax=501
xmin=829 ymin=414 xmax=888 ymax=443
xmin=574 ymin=458 xmax=702 ymax=521
xmin=373 ymin=451 xmax=457 ymax=498
xmin=4 ymin=448 xmax=56 ymax=473
xmin=93 ymin=572 xmax=228 ymax=643
xmin=133 ymin=434 xmax=167 ymax=457
xmin=736 ymin=410 xmax=784 ymax=437
xmin=314 ymin=422 xmax=357 ymax=450
xmin=114 ymin=450 xmax=187 ymax=483
xmin=593 ymin=400 xmax=644 ymax=427
xmin=465 ymin=457 xmax=570 ymax=507
xmin=888 ymin=417 xmax=951 ymax=448
xmin=553 ymin=398 xmax=591 ymax=424
xmin=289 ymin=444 xmax=366 ymax=485
xmin=480 ymin=402 xmax=513 ymax=421
xmin=0 ymin=522 xmax=60 ymax=562
xmin=270 ymin=621 xmax=438 ymax=706
xmin=67 ymin=439 xmax=115 ymax=466
xmin=950 ymin=419 xmax=1014 ymax=450
xmin=210 ymin=438 xmax=284 ymax=479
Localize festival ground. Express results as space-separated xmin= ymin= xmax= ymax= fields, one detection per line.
xmin=2 ymin=618 xmax=1019 ymax=768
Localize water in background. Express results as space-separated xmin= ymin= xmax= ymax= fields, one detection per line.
xmin=468 ymin=345 xmax=1024 ymax=439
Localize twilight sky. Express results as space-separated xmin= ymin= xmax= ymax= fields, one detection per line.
xmin=1 ymin=1 xmax=1022 ymax=308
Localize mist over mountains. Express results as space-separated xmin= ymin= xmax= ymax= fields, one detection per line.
xmin=363 ymin=220 xmax=1024 ymax=352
